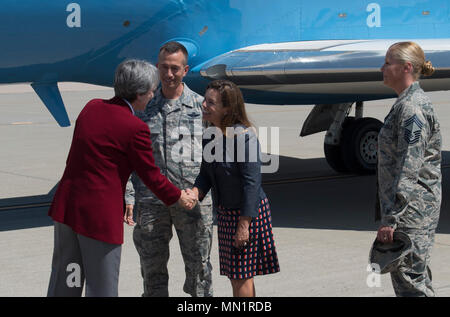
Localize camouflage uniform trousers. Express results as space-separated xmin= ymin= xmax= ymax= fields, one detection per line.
xmin=390 ymin=228 xmax=436 ymax=297
xmin=133 ymin=202 xmax=213 ymax=297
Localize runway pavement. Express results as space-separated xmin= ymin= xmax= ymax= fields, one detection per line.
xmin=1 ymin=83 xmax=450 ymax=297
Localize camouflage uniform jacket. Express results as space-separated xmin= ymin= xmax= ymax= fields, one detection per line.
xmin=125 ymin=84 xmax=211 ymax=206
xmin=377 ymin=81 xmax=441 ymax=231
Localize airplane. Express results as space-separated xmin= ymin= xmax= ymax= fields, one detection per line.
xmin=1 ymin=0 xmax=450 ymax=175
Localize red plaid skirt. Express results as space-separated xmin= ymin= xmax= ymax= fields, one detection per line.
xmin=217 ymin=197 xmax=280 ymax=279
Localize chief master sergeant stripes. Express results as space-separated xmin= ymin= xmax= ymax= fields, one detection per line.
xmin=403 ymin=114 xmax=424 ymax=145
xmin=125 ymin=41 xmax=213 ymax=297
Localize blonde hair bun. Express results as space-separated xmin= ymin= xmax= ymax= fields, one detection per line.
xmin=422 ymin=60 xmax=435 ymax=77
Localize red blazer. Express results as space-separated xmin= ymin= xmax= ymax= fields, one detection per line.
xmin=48 ymin=97 xmax=181 ymax=244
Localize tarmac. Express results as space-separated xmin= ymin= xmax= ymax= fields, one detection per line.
xmin=1 ymin=83 xmax=450 ymax=297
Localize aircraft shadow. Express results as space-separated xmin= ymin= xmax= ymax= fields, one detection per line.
xmin=264 ymin=152 xmax=450 ymax=234
xmin=0 ymin=152 xmax=449 ymax=234
xmin=0 ymin=186 xmax=56 ymax=231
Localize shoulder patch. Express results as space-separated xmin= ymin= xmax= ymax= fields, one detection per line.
xmin=404 ymin=114 xmax=423 ymax=145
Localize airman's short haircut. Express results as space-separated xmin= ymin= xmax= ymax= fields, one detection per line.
xmin=159 ymin=41 xmax=188 ymax=65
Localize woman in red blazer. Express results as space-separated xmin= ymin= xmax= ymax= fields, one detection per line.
xmin=47 ymin=60 xmax=195 ymax=297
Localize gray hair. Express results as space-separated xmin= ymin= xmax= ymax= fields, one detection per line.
xmin=114 ymin=59 xmax=159 ymax=102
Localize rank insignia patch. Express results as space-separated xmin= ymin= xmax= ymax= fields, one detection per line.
xmin=404 ymin=114 xmax=423 ymax=145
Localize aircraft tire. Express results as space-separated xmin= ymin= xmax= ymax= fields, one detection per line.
xmin=324 ymin=143 xmax=348 ymax=173
xmin=341 ymin=117 xmax=383 ymax=174
xmin=323 ymin=117 xmax=355 ymax=173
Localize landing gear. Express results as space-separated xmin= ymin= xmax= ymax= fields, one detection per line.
xmin=340 ymin=117 xmax=383 ymax=174
xmin=301 ymin=102 xmax=383 ymax=175
xmin=323 ymin=117 xmax=355 ymax=173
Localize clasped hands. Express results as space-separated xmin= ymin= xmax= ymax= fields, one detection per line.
xmin=178 ymin=188 xmax=199 ymax=210
xmin=124 ymin=188 xmax=199 ymax=227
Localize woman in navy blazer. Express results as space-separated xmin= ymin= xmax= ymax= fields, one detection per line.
xmin=191 ymin=80 xmax=280 ymax=297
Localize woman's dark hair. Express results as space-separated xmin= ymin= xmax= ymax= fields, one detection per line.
xmin=205 ymin=80 xmax=252 ymax=130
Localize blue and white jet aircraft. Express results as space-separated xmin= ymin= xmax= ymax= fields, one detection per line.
xmin=1 ymin=0 xmax=449 ymax=174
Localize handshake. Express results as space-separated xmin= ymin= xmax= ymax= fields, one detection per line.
xmin=178 ymin=187 xmax=199 ymax=210
xmin=124 ymin=187 xmax=202 ymax=226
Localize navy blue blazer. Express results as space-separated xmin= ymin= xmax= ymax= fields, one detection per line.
xmin=194 ymin=126 xmax=266 ymax=218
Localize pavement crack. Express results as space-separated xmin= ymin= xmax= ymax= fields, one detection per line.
xmin=0 ymin=170 xmax=55 ymax=182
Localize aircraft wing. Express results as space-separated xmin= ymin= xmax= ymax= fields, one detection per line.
xmin=195 ymin=39 xmax=450 ymax=104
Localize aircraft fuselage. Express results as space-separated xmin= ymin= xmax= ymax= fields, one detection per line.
xmin=1 ymin=0 xmax=449 ymax=104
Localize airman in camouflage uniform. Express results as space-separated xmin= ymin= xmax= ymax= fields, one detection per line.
xmin=377 ymin=81 xmax=441 ymax=297
xmin=126 ymin=83 xmax=213 ymax=297
xmin=125 ymin=42 xmax=213 ymax=297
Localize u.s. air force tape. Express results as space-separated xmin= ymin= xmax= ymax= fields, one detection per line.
xmin=404 ymin=114 xmax=423 ymax=145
